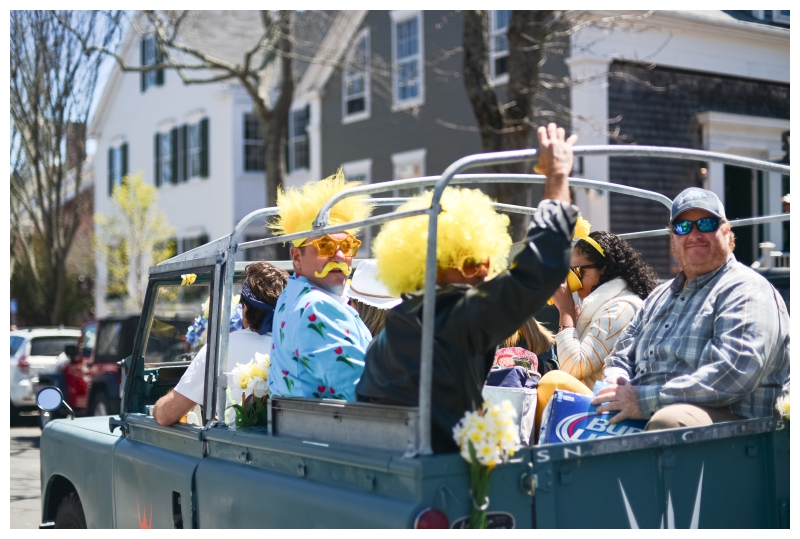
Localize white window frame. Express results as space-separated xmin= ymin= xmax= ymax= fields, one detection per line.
xmin=111 ymin=145 xmax=123 ymax=186
xmin=342 ymin=29 xmax=371 ymax=124
xmin=772 ymin=10 xmax=790 ymax=25
xmin=188 ymin=122 xmax=202 ymax=179
xmin=342 ymin=158 xmax=374 ymax=257
xmin=243 ymin=113 xmax=264 ymax=173
xmin=342 ymin=158 xmax=372 ymax=185
xmin=390 ymin=10 xmax=425 ymax=111
xmin=288 ymin=105 xmax=310 ymax=173
xmin=490 ymin=10 xmax=511 ymax=85
xmin=159 ymin=129 xmax=173 ymax=186
xmin=391 ymin=148 xmax=426 ymax=198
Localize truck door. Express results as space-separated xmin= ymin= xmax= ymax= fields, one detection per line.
xmin=111 ymin=275 xmax=213 ymax=528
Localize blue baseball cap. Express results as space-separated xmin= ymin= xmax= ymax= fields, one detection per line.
xmin=670 ymin=188 xmax=726 ymax=223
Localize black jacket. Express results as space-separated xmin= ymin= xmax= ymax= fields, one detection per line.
xmin=356 ymin=201 xmax=578 ymax=452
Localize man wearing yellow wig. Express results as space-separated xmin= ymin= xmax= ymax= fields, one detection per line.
xmin=267 ymin=170 xmax=373 ymax=401
xmin=356 ymin=123 xmax=579 ymax=453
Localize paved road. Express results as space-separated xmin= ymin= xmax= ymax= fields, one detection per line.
xmin=10 ymin=415 xmax=42 ymax=529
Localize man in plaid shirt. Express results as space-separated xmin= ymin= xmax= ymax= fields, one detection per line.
xmin=593 ymin=187 xmax=790 ymax=430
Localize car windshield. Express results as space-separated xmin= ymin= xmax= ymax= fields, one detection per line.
xmin=29 ymin=336 xmax=78 ymax=357
xmin=95 ymin=322 xmax=123 ymax=357
xmin=10 ymin=336 xmax=25 ymax=356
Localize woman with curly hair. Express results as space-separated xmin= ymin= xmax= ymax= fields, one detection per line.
xmin=534 ymin=222 xmax=659 ymax=435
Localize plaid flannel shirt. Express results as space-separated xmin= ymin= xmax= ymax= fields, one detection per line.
xmin=604 ymin=254 xmax=790 ymax=420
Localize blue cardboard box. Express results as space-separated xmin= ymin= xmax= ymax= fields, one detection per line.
xmin=538 ymin=389 xmax=647 ymax=444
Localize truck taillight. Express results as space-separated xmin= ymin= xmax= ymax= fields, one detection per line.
xmin=414 ymin=508 xmax=449 ymax=529
xmin=18 ymin=356 xmax=30 ymax=375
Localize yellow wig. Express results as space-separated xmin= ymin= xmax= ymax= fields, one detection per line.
xmin=374 ymin=187 xmax=512 ymax=296
xmin=267 ymin=168 xmax=373 ymax=246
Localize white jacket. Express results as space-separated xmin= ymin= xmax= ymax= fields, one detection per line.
xmin=555 ymin=278 xmax=643 ymax=389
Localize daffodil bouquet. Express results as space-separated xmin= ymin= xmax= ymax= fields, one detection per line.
xmin=452 ymin=400 xmax=520 ymax=529
xmin=226 ymin=352 xmax=270 ymax=428
xmin=776 ymin=382 xmax=790 ymax=420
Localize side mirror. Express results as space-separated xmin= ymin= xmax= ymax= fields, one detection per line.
xmin=64 ymin=344 xmax=78 ymax=363
xmin=36 ymin=387 xmax=74 ymax=419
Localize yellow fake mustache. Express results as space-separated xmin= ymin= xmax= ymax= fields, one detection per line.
xmin=314 ymin=262 xmax=351 ymax=278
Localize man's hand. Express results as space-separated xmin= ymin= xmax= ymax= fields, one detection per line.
xmin=591 ymin=377 xmax=644 ymax=424
xmin=536 ymin=123 xmax=578 ymax=203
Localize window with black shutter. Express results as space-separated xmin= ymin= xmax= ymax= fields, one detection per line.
xmin=180 ymin=124 xmax=188 ymax=182
xmin=288 ymin=105 xmax=310 ymax=173
xmin=141 ymin=36 xmax=164 ymax=92
xmin=243 ymin=114 xmax=265 ymax=172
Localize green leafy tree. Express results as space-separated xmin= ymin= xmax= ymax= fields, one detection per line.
xmin=95 ymin=173 xmax=175 ymax=309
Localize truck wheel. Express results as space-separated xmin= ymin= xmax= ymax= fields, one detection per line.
xmin=39 ymin=410 xmax=51 ymax=430
xmin=90 ymin=392 xmax=109 ymax=416
xmin=10 ymin=401 xmax=20 ymax=426
xmin=54 ymin=492 xmax=87 ymax=529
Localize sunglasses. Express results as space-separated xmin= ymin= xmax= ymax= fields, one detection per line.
xmin=458 ymin=257 xmax=490 ymax=279
xmin=300 ymin=234 xmax=362 ymax=258
xmin=671 ymin=217 xmax=721 ymax=236
xmin=570 ymin=264 xmax=604 ymax=280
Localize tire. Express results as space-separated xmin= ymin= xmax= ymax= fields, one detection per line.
xmin=10 ymin=401 xmax=21 ymax=426
xmin=39 ymin=410 xmax=51 ymax=430
xmin=54 ymin=492 xmax=87 ymax=529
xmin=90 ymin=391 xmax=109 ymax=417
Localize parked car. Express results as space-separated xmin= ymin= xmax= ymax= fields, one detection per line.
xmin=10 ymin=327 xmax=80 ymax=423
xmin=35 ymin=321 xmax=97 ymax=428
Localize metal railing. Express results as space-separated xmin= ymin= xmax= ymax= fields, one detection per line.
xmin=200 ymin=146 xmax=789 ymax=455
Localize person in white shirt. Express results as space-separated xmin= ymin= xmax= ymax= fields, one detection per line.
xmin=153 ymin=262 xmax=288 ymax=425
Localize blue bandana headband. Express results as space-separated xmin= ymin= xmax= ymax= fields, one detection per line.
xmin=241 ymin=279 xmax=275 ymax=336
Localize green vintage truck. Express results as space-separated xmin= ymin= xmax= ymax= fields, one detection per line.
xmin=38 ymin=147 xmax=790 ymax=528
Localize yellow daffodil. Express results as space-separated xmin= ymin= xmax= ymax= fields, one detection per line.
xmin=181 ymin=274 xmax=197 ymax=286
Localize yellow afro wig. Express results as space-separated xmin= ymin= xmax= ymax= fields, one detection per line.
xmin=373 ymin=187 xmax=512 ymax=296
xmin=267 ymin=168 xmax=373 ymax=246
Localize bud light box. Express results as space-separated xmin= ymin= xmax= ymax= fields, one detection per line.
xmin=538 ymin=389 xmax=647 ymax=444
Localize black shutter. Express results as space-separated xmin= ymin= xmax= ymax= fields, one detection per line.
xmin=181 ymin=124 xmax=188 ymax=181
xmin=154 ymin=133 xmax=161 ymax=187
xmin=200 ymin=118 xmax=209 ymax=178
xmin=170 ymin=127 xmax=178 ymax=184
xmin=108 ymin=147 xmax=114 ymax=196
xmin=199 ymin=233 xmax=209 ymax=245
xmin=140 ymin=38 xmax=146 ymax=92
xmin=121 ymin=143 xmax=128 ymax=181
xmin=156 ymin=46 xmax=165 ymax=86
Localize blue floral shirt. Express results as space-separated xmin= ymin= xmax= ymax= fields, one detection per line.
xmin=269 ymin=275 xmax=372 ymax=401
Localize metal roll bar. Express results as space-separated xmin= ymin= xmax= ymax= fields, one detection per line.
xmin=203 ymin=146 xmax=789 ymax=452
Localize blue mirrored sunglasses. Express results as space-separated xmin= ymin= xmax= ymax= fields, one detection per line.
xmin=671 ymin=217 xmax=721 ymax=236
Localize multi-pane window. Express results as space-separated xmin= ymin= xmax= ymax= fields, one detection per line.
xmin=392 ymin=149 xmax=426 ymax=199
xmin=490 ymin=10 xmax=511 ymax=80
xmin=244 ymin=113 xmax=265 ymax=172
xmin=160 ymin=131 xmax=173 ymax=185
xmin=181 ymin=234 xmax=209 ymax=254
xmin=343 ymin=30 xmax=370 ymax=121
xmin=391 ymin=11 xmax=424 ymax=108
xmin=107 ymin=143 xmax=128 ymax=195
xmin=140 ymin=36 xmax=163 ymax=92
xmin=288 ymin=106 xmax=310 ymax=172
xmin=189 ymin=123 xmax=202 ymax=178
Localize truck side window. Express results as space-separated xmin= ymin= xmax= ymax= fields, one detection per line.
xmin=142 ymin=281 xmax=211 ymax=366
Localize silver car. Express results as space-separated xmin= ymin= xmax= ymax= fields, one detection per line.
xmin=10 ymin=328 xmax=80 ymax=422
